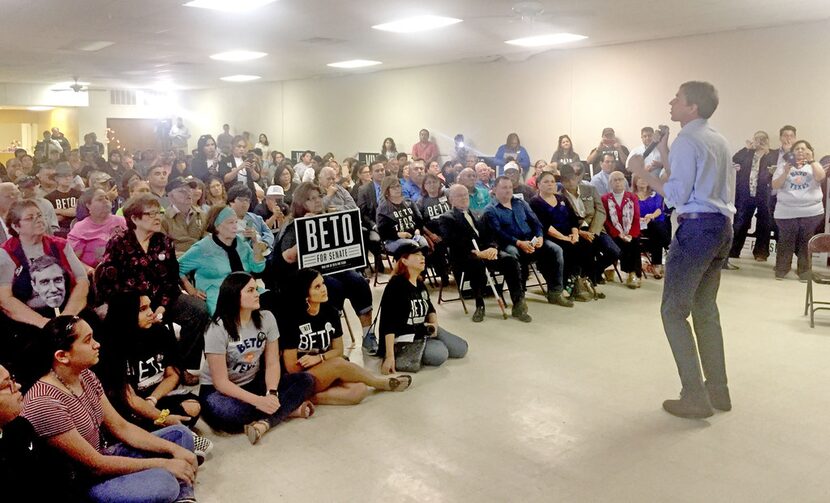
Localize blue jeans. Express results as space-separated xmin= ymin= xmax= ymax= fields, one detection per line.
xmin=199 ymin=372 xmax=315 ymax=432
xmin=325 ymin=270 xmax=373 ymax=315
xmin=503 ymin=240 xmax=564 ymax=293
xmin=422 ymin=327 xmax=469 ymax=367
xmin=661 ymin=215 xmax=732 ymax=394
xmin=87 ymin=425 xmax=194 ymax=503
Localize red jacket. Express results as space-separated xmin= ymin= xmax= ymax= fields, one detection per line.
xmin=601 ymin=191 xmax=641 ymax=239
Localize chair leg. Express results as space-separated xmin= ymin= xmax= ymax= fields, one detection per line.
xmin=614 ymin=262 xmax=623 ymax=282
xmin=530 ymin=263 xmax=547 ymax=295
xmin=458 ymin=272 xmax=468 ymax=315
xmin=341 ymin=310 xmax=356 ymax=349
xmin=805 ymin=279 xmax=811 ymax=316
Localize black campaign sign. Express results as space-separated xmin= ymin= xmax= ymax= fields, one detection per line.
xmin=295 ymin=209 xmax=366 ymax=275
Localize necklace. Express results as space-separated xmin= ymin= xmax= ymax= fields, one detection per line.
xmin=50 ymin=369 xmax=81 ymax=398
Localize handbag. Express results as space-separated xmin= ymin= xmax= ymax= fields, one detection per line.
xmin=393 ymin=337 xmax=427 ymax=373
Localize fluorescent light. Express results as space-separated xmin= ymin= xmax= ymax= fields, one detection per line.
xmin=220 ymin=74 xmax=261 ymax=82
xmin=183 ymin=0 xmax=276 ymax=12
xmin=327 ymin=59 xmax=382 ymax=69
xmin=210 ymin=50 xmax=267 ymax=62
xmin=372 ymin=15 xmax=462 ymax=33
xmin=28 ymin=106 xmax=53 ymax=111
xmin=78 ymin=41 xmax=114 ymax=52
xmin=505 ymin=33 xmax=587 ymax=47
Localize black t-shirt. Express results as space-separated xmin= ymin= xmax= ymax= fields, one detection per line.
xmin=45 ymin=188 xmax=82 ymax=231
xmin=377 ymin=275 xmax=435 ymax=355
xmin=278 ymin=304 xmax=342 ymax=355
xmin=124 ymin=325 xmax=180 ymax=398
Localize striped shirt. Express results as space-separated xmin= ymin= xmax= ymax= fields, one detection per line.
xmin=22 ymin=369 xmax=105 ymax=453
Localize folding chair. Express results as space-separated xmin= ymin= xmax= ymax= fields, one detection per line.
xmin=804 ymin=233 xmax=830 ymax=328
xmin=438 ymin=271 xmax=468 ymax=314
xmin=339 ymin=309 xmax=356 ymax=352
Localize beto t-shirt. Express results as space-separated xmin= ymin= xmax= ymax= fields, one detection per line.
xmin=200 ymin=310 xmax=279 ymax=387
xmin=126 ymin=325 xmax=180 ymax=397
xmin=279 ymin=304 xmax=342 ymax=355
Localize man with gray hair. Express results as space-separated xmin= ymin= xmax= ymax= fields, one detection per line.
xmin=318 ymin=166 xmax=357 ymax=212
xmin=630 ymin=81 xmax=735 ymax=419
xmin=457 ymin=166 xmax=491 ymax=216
xmin=0 ymin=182 xmax=20 ymax=244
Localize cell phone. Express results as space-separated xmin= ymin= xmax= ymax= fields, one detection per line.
xmin=783 ymin=152 xmax=796 ymax=166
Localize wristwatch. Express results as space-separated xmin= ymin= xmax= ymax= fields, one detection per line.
xmin=267 ymin=389 xmax=279 ymax=398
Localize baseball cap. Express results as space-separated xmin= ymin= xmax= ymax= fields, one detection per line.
xmin=393 ymin=241 xmax=423 ymax=261
xmin=266 ymin=185 xmax=285 ymax=197
xmin=16 ymin=176 xmax=38 ymax=188
xmin=166 ymin=176 xmax=197 ymax=193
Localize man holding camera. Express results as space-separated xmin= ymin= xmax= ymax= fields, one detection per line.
xmin=586 ymin=127 xmax=629 ymax=175
xmin=629 ymin=81 xmax=735 ymax=419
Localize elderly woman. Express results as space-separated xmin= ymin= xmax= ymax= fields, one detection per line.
xmin=771 ymin=140 xmax=826 ymax=280
xmin=68 ymin=188 xmax=127 ymax=268
xmin=22 ymin=316 xmax=198 ymax=502
xmin=601 ymin=171 xmax=642 ymax=289
xmin=96 ymin=194 xmax=210 ymax=380
xmin=633 ymin=174 xmax=670 ymax=279
xmin=0 ymin=199 xmax=90 ymax=375
xmin=274 ymin=182 xmax=375 ymax=346
xmin=178 ymin=205 xmax=267 ymax=314
xmin=376 ymin=175 xmax=429 ymax=254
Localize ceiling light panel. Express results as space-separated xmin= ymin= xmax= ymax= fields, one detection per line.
xmin=220 ymin=74 xmax=261 ymax=82
xmin=505 ymin=33 xmax=587 ymax=47
xmin=210 ymin=50 xmax=268 ymax=61
xmin=327 ymin=60 xmax=382 ymax=69
xmin=372 ymin=15 xmax=462 ymax=33
xmin=184 ymin=0 xmax=277 ymax=12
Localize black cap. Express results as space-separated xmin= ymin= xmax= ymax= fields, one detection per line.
xmin=165 ymin=176 xmax=197 ymax=193
xmin=393 ymin=241 xmax=423 ymax=261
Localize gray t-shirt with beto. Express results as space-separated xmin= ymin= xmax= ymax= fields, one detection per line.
xmin=200 ymin=310 xmax=279 ymax=387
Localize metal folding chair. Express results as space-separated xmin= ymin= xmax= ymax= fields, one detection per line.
xmin=804 ymin=233 xmax=830 ymax=327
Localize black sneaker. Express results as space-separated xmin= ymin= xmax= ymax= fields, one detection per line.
xmin=662 ymin=389 xmax=714 ymax=419
xmin=705 ymin=382 xmax=732 ymax=411
xmin=511 ymin=300 xmax=532 ymax=323
xmin=547 ymin=292 xmax=574 ymax=307
xmin=472 ymin=306 xmax=485 ymax=323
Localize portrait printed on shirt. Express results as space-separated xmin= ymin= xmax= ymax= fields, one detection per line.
xmin=26 ymin=255 xmax=69 ymax=311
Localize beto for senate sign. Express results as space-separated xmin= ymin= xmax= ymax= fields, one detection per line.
xmin=294 ymin=208 xmax=366 ymax=275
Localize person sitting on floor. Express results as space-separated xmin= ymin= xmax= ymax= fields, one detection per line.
xmin=378 ymin=243 xmax=468 ymax=374
xmin=199 ymin=272 xmax=315 ymax=445
xmin=279 ymin=268 xmax=412 ymax=405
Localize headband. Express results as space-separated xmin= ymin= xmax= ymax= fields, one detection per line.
xmin=215 ymin=206 xmax=236 ymax=226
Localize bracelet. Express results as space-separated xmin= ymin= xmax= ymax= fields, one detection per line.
xmin=146 ymin=396 xmax=158 ymax=406
xmin=154 ymin=409 xmax=170 ymax=426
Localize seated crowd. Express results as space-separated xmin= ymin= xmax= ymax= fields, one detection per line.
xmin=0 ymin=122 xmax=825 ymax=501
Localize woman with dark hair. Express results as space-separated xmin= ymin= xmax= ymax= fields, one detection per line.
xmin=199 ymin=272 xmax=315 ymax=445
xmin=529 ymin=171 xmax=595 ymax=302
xmin=118 ymin=169 xmax=143 ymax=206
xmin=273 ymin=162 xmax=297 ymax=207
xmin=380 ymin=137 xmax=398 ymax=159
xmin=440 ymin=161 xmax=456 ymax=185
xmin=279 ymin=268 xmax=411 ymax=405
xmin=274 ymin=182 xmax=375 ymax=342
xmin=22 ymin=316 xmax=199 ymax=502
xmin=495 ymin=132 xmax=531 ymax=176
xmin=254 ymin=133 xmax=270 ymax=161
xmin=378 ymin=243 xmax=467 ymax=374
xmin=96 ymin=292 xmax=213 ymax=458
xmin=550 ymin=135 xmax=581 ymax=167
xmin=97 ymin=194 xmax=211 ymax=380
xmin=377 ymin=175 xmax=429 ymax=254
xmin=219 ymin=135 xmax=261 ymax=211
xmin=771 ymin=139 xmax=826 ymax=280
xmin=190 ymin=178 xmax=207 ymax=211
xmin=350 ymin=161 xmax=371 ymax=201
xmin=191 ymin=134 xmax=221 ymax=182
xmin=171 ymin=159 xmax=191 ymax=179
xmin=178 ymin=205 xmax=267 ymax=314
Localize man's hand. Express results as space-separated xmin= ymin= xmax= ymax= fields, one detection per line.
xmin=578 ymin=230 xmax=595 ymax=243
xmin=476 ymin=247 xmax=498 ymax=261
xmin=628 ymin=154 xmax=646 ymax=177
xmin=517 ymin=240 xmax=534 ymax=254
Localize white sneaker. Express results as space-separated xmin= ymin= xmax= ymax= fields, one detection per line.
xmin=193 ymin=435 xmax=213 ymax=464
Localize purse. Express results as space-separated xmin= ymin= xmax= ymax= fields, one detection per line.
xmin=393 ymin=337 xmax=427 ymax=373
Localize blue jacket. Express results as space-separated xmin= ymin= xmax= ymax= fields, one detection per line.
xmin=241 ymin=212 xmax=275 ymax=251
xmin=494 ymin=145 xmax=531 ymax=175
xmin=483 ymin=197 xmax=543 ymax=248
xmin=179 ymin=235 xmax=266 ymax=314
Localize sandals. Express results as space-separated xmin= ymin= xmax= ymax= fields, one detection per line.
xmin=244 ymin=420 xmax=269 ymax=446
xmin=289 ymin=400 xmax=315 ymax=419
xmin=388 ymin=375 xmax=412 ymax=392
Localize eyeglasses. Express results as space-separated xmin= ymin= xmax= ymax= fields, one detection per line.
xmin=0 ymin=373 xmax=17 ymax=394
xmin=142 ymin=210 xmax=162 ymax=218
xmin=20 ymin=213 xmax=44 ymax=223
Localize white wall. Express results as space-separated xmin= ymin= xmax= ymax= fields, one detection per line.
xmin=181 ymin=18 xmax=830 ymax=162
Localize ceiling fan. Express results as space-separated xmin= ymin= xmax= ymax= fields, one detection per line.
xmin=50 ymin=77 xmax=105 ymax=93
xmin=469 ymin=1 xmax=593 ymax=26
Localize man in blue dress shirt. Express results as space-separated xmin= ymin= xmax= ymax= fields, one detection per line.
xmin=629 ymin=81 xmax=736 ymax=419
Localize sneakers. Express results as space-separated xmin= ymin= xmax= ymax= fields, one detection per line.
xmin=511 ymin=299 xmax=533 ymax=323
xmin=472 ymin=306 xmax=485 ymax=323
xmin=625 ymin=272 xmax=637 ymax=289
xmin=362 ymin=331 xmax=379 ymax=356
xmin=193 ymin=435 xmax=213 ymax=465
xmin=653 ymin=265 xmax=664 ymax=279
xmin=547 ymin=291 xmax=574 ymax=307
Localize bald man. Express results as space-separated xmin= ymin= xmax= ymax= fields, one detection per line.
xmin=0 ymin=183 xmax=20 ymax=244
xmin=439 ymin=184 xmax=531 ymax=323
xmin=318 ymin=166 xmax=357 ymax=212
xmin=458 ymin=167 xmax=491 ymax=216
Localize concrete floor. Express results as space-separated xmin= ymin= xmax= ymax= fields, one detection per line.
xmin=195 ymin=256 xmax=830 ymax=502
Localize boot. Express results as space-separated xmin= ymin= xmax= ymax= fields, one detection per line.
xmin=625 ymin=272 xmax=636 ymax=289
xmin=472 ymin=304 xmax=485 ymax=323
xmin=662 ymin=388 xmax=714 ymax=419
xmin=547 ymin=290 xmax=574 ymax=307
xmin=572 ymin=277 xmax=592 ymax=302
xmin=705 ymin=381 xmax=732 ymax=411
xmin=511 ymin=297 xmax=532 ymax=322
